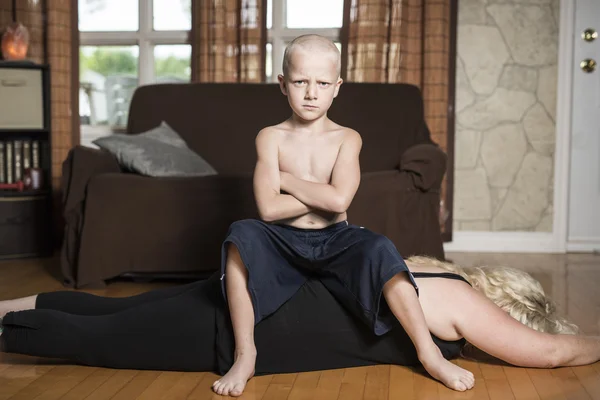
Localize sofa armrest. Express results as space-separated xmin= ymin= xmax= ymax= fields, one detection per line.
xmin=72 ymin=172 xmax=257 ymax=287
xmin=349 ymin=169 xmax=444 ymax=260
xmin=60 ymin=146 xmax=121 ymax=286
xmin=399 ymin=143 xmax=447 ymax=191
xmin=61 ymin=146 xmax=121 ymax=212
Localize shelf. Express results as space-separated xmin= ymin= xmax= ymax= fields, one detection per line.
xmin=0 ymin=190 xmax=50 ymax=200
xmin=0 ymin=129 xmax=49 ymax=135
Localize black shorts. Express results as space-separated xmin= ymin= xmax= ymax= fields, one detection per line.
xmin=220 ymin=219 xmax=418 ymax=336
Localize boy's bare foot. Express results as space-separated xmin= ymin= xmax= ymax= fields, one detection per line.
xmin=212 ymin=350 xmax=256 ymax=397
xmin=420 ymin=347 xmax=475 ymax=391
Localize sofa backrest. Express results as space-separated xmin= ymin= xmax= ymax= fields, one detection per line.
xmin=127 ymin=82 xmax=434 ymax=174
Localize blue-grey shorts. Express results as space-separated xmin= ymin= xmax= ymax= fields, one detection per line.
xmin=220 ymin=219 xmax=418 ymax=336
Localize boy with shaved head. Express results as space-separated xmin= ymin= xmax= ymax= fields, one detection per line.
xmin=212 ymin=34 xmax=474 ymax=397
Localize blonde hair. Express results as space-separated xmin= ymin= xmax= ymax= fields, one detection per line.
xmin=282 ymin=34 xmax=341 ymax=77
xmin=406 ymin=256 xmax=579 ymax=335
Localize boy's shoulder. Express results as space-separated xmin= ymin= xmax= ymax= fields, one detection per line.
xmin=255 ymin=123 xmax=285 ymax=142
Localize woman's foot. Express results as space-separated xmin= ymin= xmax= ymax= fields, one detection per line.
xmin=212 ymin=349 xmax=256 ymax=397
xmin=420 ymin=347 xmax=475 ymax=391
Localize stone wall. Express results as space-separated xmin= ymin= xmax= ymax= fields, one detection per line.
xmin=453 ymin=0 xmax=559 ymax=232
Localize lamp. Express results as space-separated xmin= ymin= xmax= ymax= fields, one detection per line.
xmin=1 ymin=0 xmax=30 ymax=61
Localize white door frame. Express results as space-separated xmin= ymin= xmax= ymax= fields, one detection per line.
xmin=553 ymin=0 xmax=575 ymax=253
xmin=444 ymin=0 xmax=574 ymax=253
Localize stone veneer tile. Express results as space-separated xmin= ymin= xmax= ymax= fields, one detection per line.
xmin=536 ymin=214 xmax=553 ymax=231
xmin=490 ymin=187 xmax=509 ymax=215
xmin=458 ymin=88 xmax=536 ymax=131
xmin=537 ymin=65 xmax=558 ymax=121
xmin=461 ymin=220 xmax=492 ymax=231
xmin=524 ymin=103 xmax=555 ymax=155
xmin=456 ymin=57 xmax=476 ymax=113
xmin=458 ymin=0 xmax=488 ymax=25
xmin=492 ymin=152 xmax=552 ymax=230
xmin=481 ymin=123 xmax=527 ymax=187
xmin=487 ymin=4 xmax=558 ymax=66
xmin=458 ymin=25 xmax=510 ymax=95
xmin=454 ymin=168 xmax=492 ymax=221
xmin=488 ymin=0 xmax=552 ymax=3
xmin=455 ymin=128 xmax=482 ymax=169
xmin=499 ymin=65 xmax=538 ymax=92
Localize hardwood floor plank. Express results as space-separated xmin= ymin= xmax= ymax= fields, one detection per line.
xmin=363 ymin=365 xmax=389 ymax=400
xmin=287 ymin=371 xmax=321 ymax=400
xmin=551 ymin=367 xmax=592 ymax=400
xmin=110 ymin=370 xmax=163 ymax=400
xmin=413 ymin=368 xmax=440 ymax=400
xmin=59 ymin=368 xmax=117 ymax=400
xmin=527 ymin=369 xmax=568 ymax=400
xmin=11 ymin=365 xmax=96 ymax=400
xmin=503 ymin=366 xmax=540 ymax=400
xmin=478 ymin=364 xmax=515 ymax=400
xmin=157 ymin=373 xmax=206 ymax=400
xmin=0 ymin=364 xmax=55 ymax=400
xmin=82 ymin=369 xmax=139 ymax=400
xmin=185 ymin=372 xmax=224 ymax=400
xmin=388 ymin=365 xmax=414 ymax=400
xmin=572 ymin=365 xmax=600 ymax=400
xmin=132 ymin=371 xmax=188 ymax=400
xmin=312 ymin=369 xmax=343 ymax=400
xmin=336 ymin=367 xmax=368 ymax=400
xmin=237 ymin=375 xmax=273 ymax=400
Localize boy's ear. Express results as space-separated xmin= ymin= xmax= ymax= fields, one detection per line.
xmin=333 ymin=77 xmax=343 ymax=98
xmin=278 ymin=74 xmax=288 ymax=96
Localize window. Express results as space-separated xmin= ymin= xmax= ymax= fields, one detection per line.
xmin=79 ymin=0 xmax=191 ymax=142
xmin=266 ymin=0 xmax=344 ymax=82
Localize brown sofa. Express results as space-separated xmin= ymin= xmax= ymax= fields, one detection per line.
xmin=60 ymin=82 xmax=447 ymax=288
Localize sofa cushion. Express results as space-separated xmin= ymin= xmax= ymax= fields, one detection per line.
xmin=92 ymin=122 xmax=218 ymax=177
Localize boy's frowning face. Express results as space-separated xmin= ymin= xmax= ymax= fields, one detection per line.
xmin=278 ymin=48 xmax=342 ymax=122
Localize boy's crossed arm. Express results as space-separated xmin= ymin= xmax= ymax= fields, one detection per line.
xmin=280 ymin=130 xmax=362 ymax=214
xmin=253 ymin=128 xmax=313 ymax=222
xmin=253 ymin=128 xmax=362 ymax=223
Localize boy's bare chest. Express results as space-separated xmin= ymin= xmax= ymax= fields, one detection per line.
xmin=278 ymin=137 xmax=342 ymax=184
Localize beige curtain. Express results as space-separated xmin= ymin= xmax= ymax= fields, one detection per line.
xmin=192 ymin=0 xmax=266 ymax=82
xmin=342 ymin=0 xmax=456 ymax=237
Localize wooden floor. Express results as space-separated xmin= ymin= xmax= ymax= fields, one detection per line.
xmin=1 ymin=252 xmax=599 ymax=399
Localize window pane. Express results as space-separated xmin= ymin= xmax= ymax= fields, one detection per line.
xmin=154 ymin=0 xmax=191 ymax=31
xmin=267 ymin=0 xmax=272 ymax=29
xmin=154 ymin=45 xmax=191 ymax=82
xmin=266 ymin=43 xmax=272 ymax=80
xmin=79 ymin=46 xmax=139 ymax=134
xmin=286 ymin=0 xmax=343 ymax=28
xmin=79 ymin=0 xmax=138 ymax=32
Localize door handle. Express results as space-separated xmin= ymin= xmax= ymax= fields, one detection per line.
xmin=580 ymin=59 xmax=597 ymax=73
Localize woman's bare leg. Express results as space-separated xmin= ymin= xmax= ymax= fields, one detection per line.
xmin=383 ymin=273 xmax=475 ymax=391
xmin=212 ymin=244 xmax=256 ymax=397
xmin=0 ymin=295 xmax=37 ymax=318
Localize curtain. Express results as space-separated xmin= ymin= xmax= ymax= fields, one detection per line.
xmin=192 ymin=0 xmax=267 ymax=83
xmin=342 ymin=0 xmax=457 ymax=238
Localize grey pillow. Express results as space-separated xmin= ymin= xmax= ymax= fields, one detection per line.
xmin=140 ymin=121 xmax=188 ymax=149
xmin=93 ymin=122 xmax=218 ymax=177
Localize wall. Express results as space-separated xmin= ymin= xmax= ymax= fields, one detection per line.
xmin=453 ymin=0 xmax=559 ymax=232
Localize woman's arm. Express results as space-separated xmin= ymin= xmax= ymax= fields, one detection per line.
xmin=452 ymin=287 xmax=600 ymax=368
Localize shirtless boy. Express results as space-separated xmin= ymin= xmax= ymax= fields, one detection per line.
xmin=212 ymin=34 xmax=474 ymax=397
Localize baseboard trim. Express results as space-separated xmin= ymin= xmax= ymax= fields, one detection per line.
xmin=566 ymin=239 xmax=600 ymax=253
xmin=443 ymin=231 xmax=564 ymax=253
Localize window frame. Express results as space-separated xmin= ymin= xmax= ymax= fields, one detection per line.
xmin=266 ymin=1 xmax=342 ymax=82
xmin=79 ymin=0 xmax=190 ymax=88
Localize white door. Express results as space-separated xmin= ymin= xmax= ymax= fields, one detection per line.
xmin=567 ymin=0 xmax=600 ymax=252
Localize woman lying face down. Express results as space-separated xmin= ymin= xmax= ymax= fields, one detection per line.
xmin=0 ymin=256 xmax=595 ymax=396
